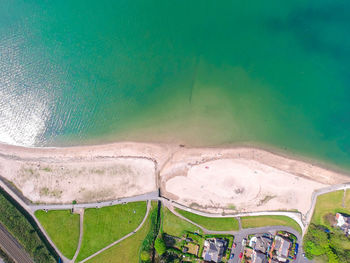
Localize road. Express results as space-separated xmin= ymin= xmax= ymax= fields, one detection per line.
xmin=230 ymin=226 xmax=304 ymax=263
xmin=0 ymin=223 xmax=33 ymax=263
xmin=30 ymin=191 xmax=159 ymax=212
xmin=0 ymin=177 xmax=349 ymax=263
xmin=167 ymin=205 xmax=308 ymax=263
xmin=79 ymin=201 xmax=151 ymax=263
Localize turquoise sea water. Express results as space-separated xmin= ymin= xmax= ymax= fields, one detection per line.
xmin=1 ymin=0 xmax=350 ymax=170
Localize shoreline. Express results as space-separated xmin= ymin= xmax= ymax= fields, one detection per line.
xmin=0 ymin=140 xmax=349 ymax=213
xmin=1 ymin=139 xmax=349 ymax=177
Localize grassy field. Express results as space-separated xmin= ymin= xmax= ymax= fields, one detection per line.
xmin=162 ymin=207 xmax=202 ymax=237
xmin=241 ymin=215 xmax=302 ymax=234
xmin=0 ymin=189 xmax=56 ymax=262
xmin=35 ymin=210 xmax=80 ymax=259
xmin=175 ymin=208 xmax=239 ymax=231
xmin=86 ymin=202 xmax=157 ymax=263
xmin=311 ymin=190 xmax=350 ymax=226
xmin=77 ymin=201 xmax=147 ymax=261
xmin=303 ymin=190 xmax=350 ymax=262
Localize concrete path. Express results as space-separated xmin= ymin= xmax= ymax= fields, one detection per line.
xmin=162 ymin=198 xmax=305 ymax=233
xmin=79 ymin=201 xmax=151 ymax=263
xmin=304 ymin=183 xmax=350 ymax=230
xmin=71 ymin=209 xmax=84 ymax=263
xmin=30 ymin=191 xmax=159 ymax=212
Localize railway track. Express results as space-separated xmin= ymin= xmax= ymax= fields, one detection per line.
xmin=0 ymin=224 xmax=33 ymax=263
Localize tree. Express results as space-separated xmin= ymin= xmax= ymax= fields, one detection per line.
xmin=155 ymin=237 xmax=166 ymax=255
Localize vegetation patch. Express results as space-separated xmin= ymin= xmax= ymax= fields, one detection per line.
xmin=162 ymin=207 xmax=202 ymax=237
xmin=86 ymin=202 xmax=157 ymax=263
xmin=303 ymin=190 xmax=350 ymax=262
xmin=77 ymin=201 xmax=147 ymax=261
xmin=241 ymin=215 xmax=302 ymax=234
xmin=175 ymin=208 xmax=239 ymax=231
xmin=35 ymin=210 xmax=80 ymax=259
xmin=0 ymin=189 xmax=56 ymax=262
xmin=311 ymin=190 xmax=346 ymax=226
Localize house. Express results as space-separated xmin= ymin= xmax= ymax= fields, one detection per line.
xmin=202 ymin=238 xmax=227 ymax=263
xmin=335 ymin=213 xmax=350 ymax=235
xmin=251 ymin=250 xmax=268 ymax=263
xmin=273 ymin=236 xmax=292 ymax=262
xmin=250 ymin=236 xmax=272 ymax=254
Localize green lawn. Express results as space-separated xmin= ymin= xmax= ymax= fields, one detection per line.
xmin=311 ymin=190 xmax=350 ymax=226
xmin=304 ymin=190 xmax=350 ymax=262
xmin=241 ymin=215 xmax=302 ymax=234
xmin=77 ymin=201 xmax=147 ymax=262
xmin=162 ymin=207 xmax=202 ymax=237
xmin=175 ymin=208 xmax=239 ymax=231
xmin=86 ymin=202 xmax=157 ymax=263
xmin=35 ymin=210 xmax=80 ymax=259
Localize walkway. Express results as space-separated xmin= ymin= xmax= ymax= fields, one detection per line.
xmin=79 ymin=201 xmax=151 ymax=263
xmin=304 ymin=183 xmax=350 ymax=229
xmin=71 ymin=209 xmax=84 ymax=263
xmin=30 ymin=191 xmax=159 ymax=212
xmin=162 ymin=197 xmax=305 ymax=233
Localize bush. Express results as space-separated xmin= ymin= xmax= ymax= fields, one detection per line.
xmin=140 ymin=250 xmax=151 ymax=262
xmin=155 ymin=237 xmax=167 ymax=255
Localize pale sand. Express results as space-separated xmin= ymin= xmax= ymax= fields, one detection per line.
xmin=165 ymin=158 xmax=326 ymax=214
xmin=0 ymin=142 xmax=349 ymax=214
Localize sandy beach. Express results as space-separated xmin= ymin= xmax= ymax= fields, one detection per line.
xmin=0 ymin=142 xmax=348 ymax=215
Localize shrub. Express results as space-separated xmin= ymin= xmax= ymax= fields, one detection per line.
xmin=140 ymin=250 xmax=150 ymax=262
xmin=155 ymin=237 xmax=166 ymax=255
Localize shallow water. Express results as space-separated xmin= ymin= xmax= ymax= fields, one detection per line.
xmin=1 ymin=0 xmax=350 ymax=169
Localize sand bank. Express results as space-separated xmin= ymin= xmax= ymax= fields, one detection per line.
xmin=0 ymin=142 xmax=348 ymax=214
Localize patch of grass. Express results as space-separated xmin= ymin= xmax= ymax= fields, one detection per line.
xmin=41 ymin=167 xmax=52 ymax=172
xmin=86 ymin=202 xmax=157 ymax=263
xmin=241 ymin=215 xmax=302 ymax=234
xmin=175 ymin=208 xmax=239 ymax=231
xmin=227 ymin=204 xmax=236 ymax=210
xmin=0 ymin=189 xmax=56 ymax=262
xmin=162 ymin=207 xmax=202 ymax=237
xmin=311 ymin=190 xmax=350 ymax=227
xmin=77 ymin=201 xmax=147 ymax=262
xmin=35 ymin=210 xmax=80 ymax=259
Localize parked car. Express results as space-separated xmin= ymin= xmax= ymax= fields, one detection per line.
xmin=239 ymin=252 xmax=243 ymax=259
xmin=232 ymin=243 xmax=236 ymax=248
xmin=229 ymin=254 xmax=234 ymax=259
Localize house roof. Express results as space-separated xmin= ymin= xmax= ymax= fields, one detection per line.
xmin=274 ymin=236 xmax=291 ymax=258
xmin=254 ymin=236 xmax=272 ymax=253
xmin=252 ymin=251 xmax=268 ymax=263
xmin=202 ymin=239 xmax=226 ymax=263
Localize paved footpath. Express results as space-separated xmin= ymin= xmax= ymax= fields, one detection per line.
xmin=30 ymin=191 xmax=159 ymax=212
xmin=71 ymin=209 xmax=84 ymax=263
xmin=79 ymin=201 xmax=151 ymax=263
